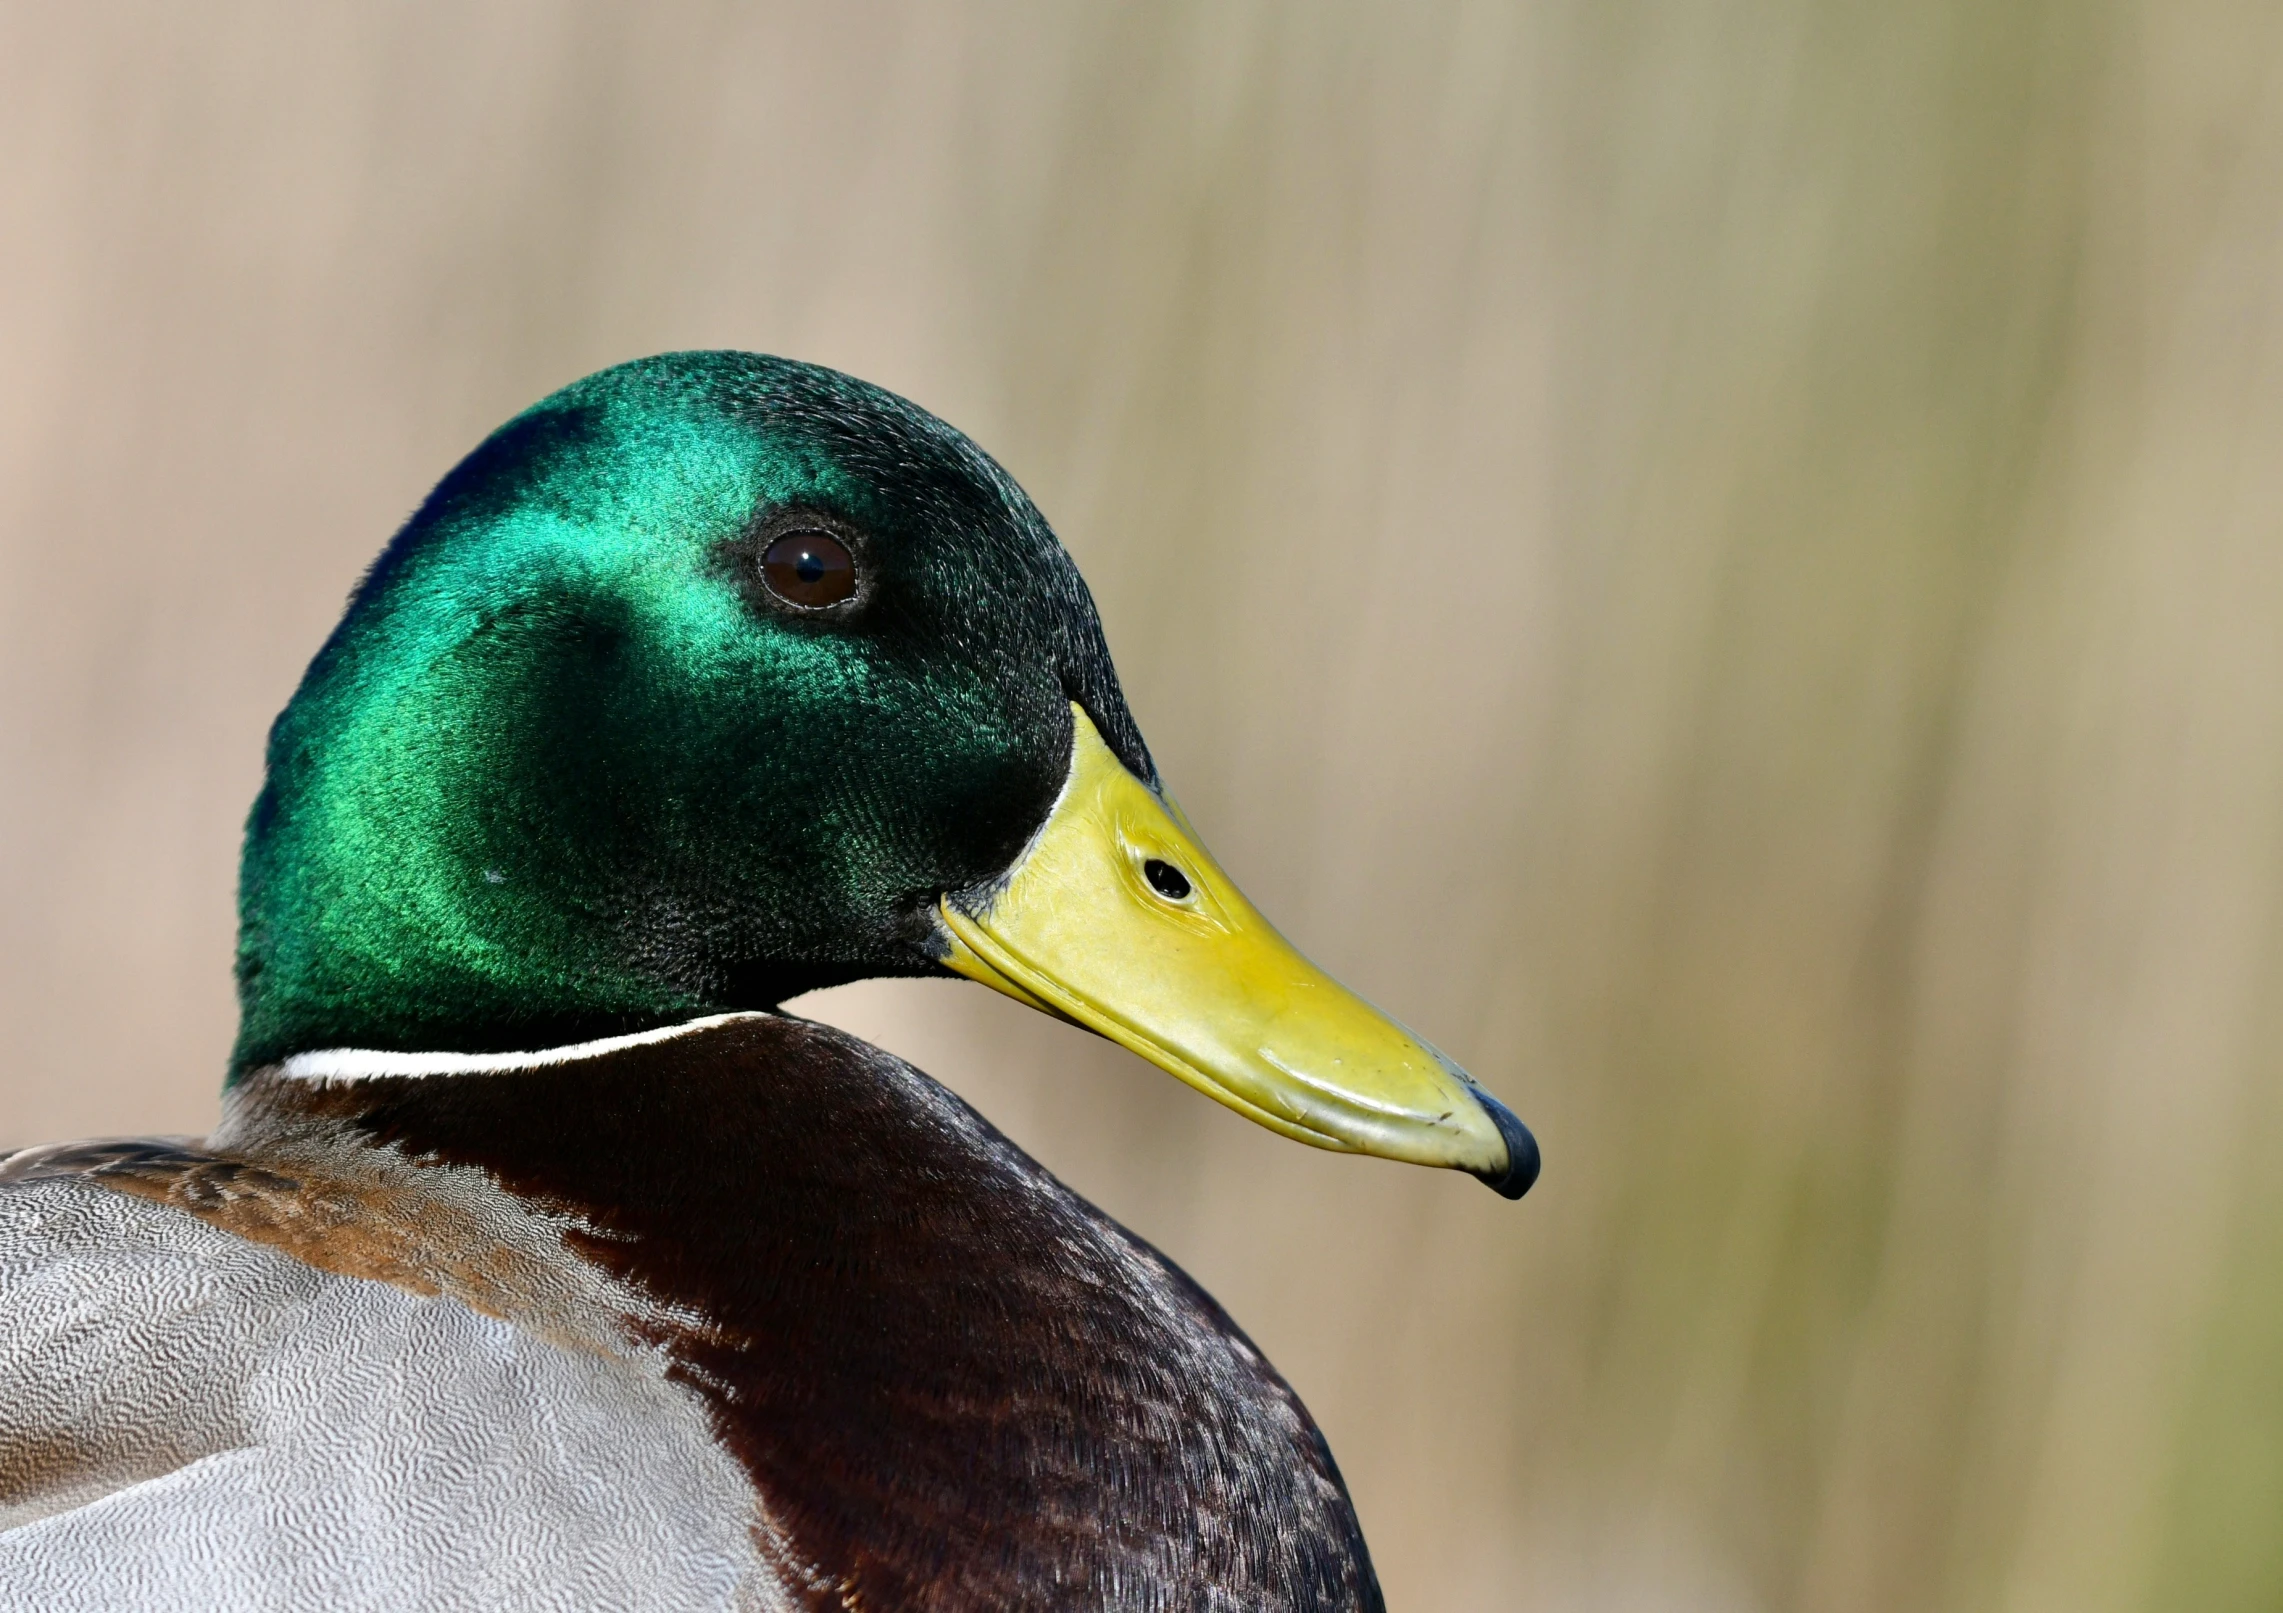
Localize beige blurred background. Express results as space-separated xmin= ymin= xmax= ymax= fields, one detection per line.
xmin=6 ymin=3 xmax=2283 ymax=1608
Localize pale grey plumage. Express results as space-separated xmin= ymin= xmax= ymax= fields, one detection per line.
xmin=0 ymin=1169 xmax=782 ymax=1611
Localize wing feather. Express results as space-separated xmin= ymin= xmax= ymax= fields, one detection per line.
xmin=0 ymin=1149 xmax=777 ymax=1612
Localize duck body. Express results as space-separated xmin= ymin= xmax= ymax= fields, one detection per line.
xmin=1 ymin=352 xmax=1530 ymax=1608
xmin=2 ymin=1016 xmax=1376 ymax=1610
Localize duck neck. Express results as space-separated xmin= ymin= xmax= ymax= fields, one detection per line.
xmin=225 ymin=591 xmax=896 ymax=1079
xmin=230 ymin=599 xmax=711 ymax=1076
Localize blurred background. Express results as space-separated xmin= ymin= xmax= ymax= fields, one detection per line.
xmin=5 ymin=3 xmax=2282 ymax=1608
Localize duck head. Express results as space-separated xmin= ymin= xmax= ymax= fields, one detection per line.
xmin=234 ymin=352 xmax=1537 ymax=1197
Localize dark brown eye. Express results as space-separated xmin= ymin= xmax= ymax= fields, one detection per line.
xmin=760 ymin=531 xmax=856 ymax=608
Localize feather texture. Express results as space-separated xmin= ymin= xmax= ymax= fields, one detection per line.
xmin=0 ymin=1016 xmax=1383 ymax=1610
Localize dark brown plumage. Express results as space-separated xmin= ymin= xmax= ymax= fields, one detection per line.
xmin=192 ymin=1015 xmax=1385 ymax=1611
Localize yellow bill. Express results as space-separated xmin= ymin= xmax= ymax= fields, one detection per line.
xmin=936 ymin=704 xmax=1538 ymax=1198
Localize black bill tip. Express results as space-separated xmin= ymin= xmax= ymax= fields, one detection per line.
xmin=1471 ymin=1093 xmax=1541 ymax=1200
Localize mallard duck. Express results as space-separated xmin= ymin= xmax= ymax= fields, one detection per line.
xmin=0 ymin=353 xmax=1535 ymax=1611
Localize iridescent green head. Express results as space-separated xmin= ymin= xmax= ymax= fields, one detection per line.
xmin=233 ymin=350 xmax=1538 ymax=1196
xmin=232 ymin=352 xmax=1151 ymax=1075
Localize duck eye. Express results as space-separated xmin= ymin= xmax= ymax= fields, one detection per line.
xmin=760 ymin=532 xmax=856 ymax=608
xmin=1143 ymin=859 xmax=1193 ymax=901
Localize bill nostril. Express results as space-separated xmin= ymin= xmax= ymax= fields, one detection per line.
xmin=1143 ymin=859 xmax=1193 ymax=901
